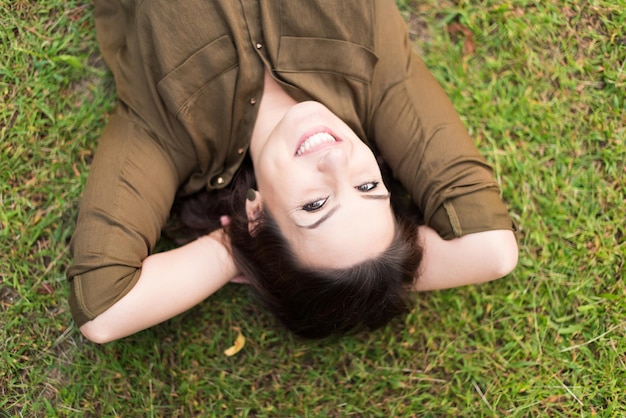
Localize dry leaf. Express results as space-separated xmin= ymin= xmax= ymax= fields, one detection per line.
xmin=447 ymin=22 xmax=472 ymax=37
xmin=37 ymin=283 xmax=55 ymax=295
xmin=224 ymin=327 xmax=246 ymax=356
xmin=447 ymin=22 xmax=476 ymax=56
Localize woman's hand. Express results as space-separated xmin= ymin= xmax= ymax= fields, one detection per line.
xmin=413 ymin=225 xmax=518 ymax=291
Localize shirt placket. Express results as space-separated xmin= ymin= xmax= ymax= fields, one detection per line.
xmin=209 ymin=0 xmax=267 ymax=188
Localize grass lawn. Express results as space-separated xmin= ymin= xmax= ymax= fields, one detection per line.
xmin=1 ymin=0 xmax=624 ymax=416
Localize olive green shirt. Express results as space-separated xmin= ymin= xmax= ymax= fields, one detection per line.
xmin=95 ymin=0 xmax=512 ymax=237
xmin=68 ymin=0 xmax=513 ymax=326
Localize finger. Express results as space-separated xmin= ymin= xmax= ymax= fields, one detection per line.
xmin=230 ymin=275 xmax=250 ymax=285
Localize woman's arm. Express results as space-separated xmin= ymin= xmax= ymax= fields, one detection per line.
xmin=79 ymin=229 xmax=238 ymax=344
xmin=413 ymin=225 xmax=518 ymax=291
xmin=369 ymin=4 xmax=515 ymax=242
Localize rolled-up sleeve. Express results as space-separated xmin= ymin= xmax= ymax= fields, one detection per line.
xmin=368 ymin=0 xmax=513 ymax=239
xmin=68 ymin=108 xmax=184 ymax=326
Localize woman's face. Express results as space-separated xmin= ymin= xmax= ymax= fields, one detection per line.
xmin=252 ymin=101 xmax=396 ymax=268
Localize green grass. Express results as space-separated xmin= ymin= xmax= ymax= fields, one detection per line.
xmin=1 ymin=0 xmax=624 ymax=416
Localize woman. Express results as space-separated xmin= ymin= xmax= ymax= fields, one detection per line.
xmin=69 ymin=0 xmax=518 ymax=343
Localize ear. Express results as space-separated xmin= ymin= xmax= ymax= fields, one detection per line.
xmin=245 ymin=190 xmax=263 ymax=236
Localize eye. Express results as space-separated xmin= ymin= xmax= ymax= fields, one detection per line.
xmin=355 ymin=181 xmax=379 ymax=192
xmin=302 ymin=197 xmax=328 ymax=212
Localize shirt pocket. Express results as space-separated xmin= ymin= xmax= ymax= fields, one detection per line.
xmin=276 ymin=37 xmax=377 ymax=84
xmin=274 ymin=0 xmax=375 ymax=49
xmin=157 ymin=35 xmax=238 ymax=118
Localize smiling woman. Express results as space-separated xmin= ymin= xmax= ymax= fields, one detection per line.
xmin=69 ymin=0 xmax=517 ymax=343
xmin=249 ymin=95 xmax=397 ymax=269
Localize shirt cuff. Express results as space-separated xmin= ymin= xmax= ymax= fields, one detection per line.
xmin=429 ymin=188 xmax=515 ymax=240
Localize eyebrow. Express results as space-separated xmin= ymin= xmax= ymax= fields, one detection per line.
xmin=361 ymin=193 xmax=391 ymax=200
xmin=296 ymin=193 xmax=391 ymax=229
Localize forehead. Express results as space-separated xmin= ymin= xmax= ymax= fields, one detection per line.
xmin=281 ymin=200 xmax=396 ymax=269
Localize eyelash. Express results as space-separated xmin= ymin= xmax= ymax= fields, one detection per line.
xmin=302 ymin=198 xmax=327 ymax=212
xmin=301 ymin=181 xmax=380 ymax=212
xmin=356 ymin=181 xmax=379 ymax=192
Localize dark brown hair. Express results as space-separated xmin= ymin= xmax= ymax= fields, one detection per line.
xmin=168 ymin=157 xmax=423 ymax=338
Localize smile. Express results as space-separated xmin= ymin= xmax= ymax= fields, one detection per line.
xmin=295 ymin=131 xmax=337 ymax=156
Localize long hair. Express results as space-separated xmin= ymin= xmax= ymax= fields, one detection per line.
xmin=168 ymin=157 xmax=423 ymax=338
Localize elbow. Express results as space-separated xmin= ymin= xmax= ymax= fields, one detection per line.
xmin=70 ymin=265 xmax=142 ymax=344
xmin=79 ymin=321 xmax=119 ymax=345
xmin=491 ymin=231 xmax=519 ymax=279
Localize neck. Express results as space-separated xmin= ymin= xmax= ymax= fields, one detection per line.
xmin=249 ymin=70 xmax=298 ymax=161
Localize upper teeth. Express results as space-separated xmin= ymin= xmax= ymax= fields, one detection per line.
xmin=296 ymin=132 xmax=336 ymax=156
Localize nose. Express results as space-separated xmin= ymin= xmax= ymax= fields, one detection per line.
xmin=317 ymin=147 xmax=349 ymax=174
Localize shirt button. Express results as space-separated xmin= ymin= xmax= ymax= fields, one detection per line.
xmin=255 ymin=43 xmax=263 ymax=49
xmin=237 ymin=148 xmax=245 ymax=155
xmin=216 ymin=177 xmax=225 ymax=185
xmin=250 ymin=98 xmax=257 ymax=105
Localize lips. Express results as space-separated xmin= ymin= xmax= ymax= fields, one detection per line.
xmin=295 ymin=129 xmax=340 ymax=156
